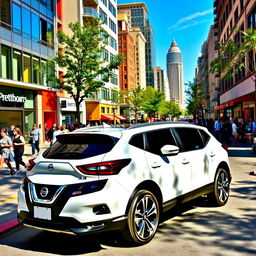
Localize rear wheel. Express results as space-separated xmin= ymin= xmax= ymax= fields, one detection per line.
xmin=123 ymin=190 xmax=160 ymax=245
xmin=209 ymin=167 xmax=230 ymax=206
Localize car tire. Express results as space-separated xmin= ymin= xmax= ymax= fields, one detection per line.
xmin=208 ymin=167 xmax=230 ymax=206
xmin=123 ymin=190 xmax=160 ymax=245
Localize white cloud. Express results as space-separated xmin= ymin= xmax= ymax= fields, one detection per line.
xmin=169 ymin=9 xmax=212 ymax=32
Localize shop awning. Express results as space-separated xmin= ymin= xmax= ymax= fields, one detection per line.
xmin=116 ymin=115 xmax=126 ymax=120
xmin=101 ymin=115 xmax=126 ymax=120
xmin=101 ymin=115 xmax=115 ymax=120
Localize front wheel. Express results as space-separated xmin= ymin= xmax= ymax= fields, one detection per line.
xmin=209 ymin=167 xmax=230 ymax=206
xmin=123 ymin=190 xmax=160 ymax=245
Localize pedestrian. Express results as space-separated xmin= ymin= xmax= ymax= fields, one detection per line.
xmin=47 ymin=123 xmax=56 ymax=146
xmin=29 ymin=124 xmax=40 ymax=157
xmin=231 ymin=118 xmax=238 ymax=145
xmin=8 ymin=125 xmax=16 ymax=141
xmin=222 ymin=118 xmax=232 ymax=145
xmin=52 ymin=125 xmax=64 ymax=144
xmin=214 ymin=118 xmax=221 ymax=141
xmin=13 ymin=127 xmax=26 ymax=174
xmin=0 ymin=128 xmax=15 ymax=175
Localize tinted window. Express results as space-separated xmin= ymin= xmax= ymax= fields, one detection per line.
xmin=145 ymin=129 xmax=177 ymax=155
xmin=175 ymin=128 xmax=204 ymax=152
xmin=129 ymin=133 xmax=144 ymax=150
xmin=43 ymin=134 xmax=119 ymax=159
xmin=198 ymin=129 xmax=210 ymax=145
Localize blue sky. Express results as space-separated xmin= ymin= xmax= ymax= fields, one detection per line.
xmin=117 ymin=0 xmax=214 ymax=87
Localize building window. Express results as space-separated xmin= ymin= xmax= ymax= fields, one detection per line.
xmin=41 ymin=59 xmax=47 ymax=86
xmin=101 ymin=0 xmax=107 ymax=7
xmin=32 ymin=56 xmax=40 ymax=84
xmin=0 ymin=0 xmax=11 ymax=28
xmin=109 ymin=36 xmax=117 ymax=50
xmin=101 ymin=49 xmax=109 ymax=62
xmin=99 ymin=8 xmax=108 ymax=25
xmin=234 ymin=7 xmax=238 ymax=23
xmin=22 ymin=7 xmax=31 ymax=39
xmin=32 ymin=13 xmax=40 ymax=42
xmin=23 ymin=53 xmax=31 ymax=83
xmin=109 ymin=18 xmax=116 ymax=33
xmin=101 ymin=107 xmax=105 ymax=113
xmin=13 ymin=50 xmax=22 ymax=81
xmin=108 ymin=1 xmax=116 ymax=17
xmin=1 ymin=45 xmax=11 ymax=79
xmin=12 ymin=3 xmax=21 ymax=33
xmin=248 ymin=5 xmax=256 ymax=29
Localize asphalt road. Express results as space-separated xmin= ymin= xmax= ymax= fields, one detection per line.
xmin=0 ymin=147 xmax=255 ymax=256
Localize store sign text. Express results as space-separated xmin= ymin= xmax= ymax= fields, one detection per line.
xmin=0 ymin=93 xmax=27 ymax=103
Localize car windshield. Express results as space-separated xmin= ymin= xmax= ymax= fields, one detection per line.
xmin=43 ymin=134 xmax=119 ymax=159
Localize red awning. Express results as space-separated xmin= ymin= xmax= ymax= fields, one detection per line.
xmin=101 ymin=115 xmax=115 ymax=120
xmin=116 ymin=115 xmax=126 ymax=120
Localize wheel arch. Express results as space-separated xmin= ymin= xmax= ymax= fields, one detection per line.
xmin=125 ymin=180 xmax=163 ymax=215
xmin=216 ymin=161 xmax=231 ymax=180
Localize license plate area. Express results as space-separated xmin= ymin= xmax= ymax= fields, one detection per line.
xmin=34 ymin=206 xmax=52 ymax=220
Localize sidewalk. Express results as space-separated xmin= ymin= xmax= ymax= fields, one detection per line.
xmin=0 ymin=143 xmax=49 ymax=234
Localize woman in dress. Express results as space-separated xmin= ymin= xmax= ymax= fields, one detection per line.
xmin=0 ymin=128 xmax=15 ymax=175
xmin=13 ymin=128 xmax=26 ymax=174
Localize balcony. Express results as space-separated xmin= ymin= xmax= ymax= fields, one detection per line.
xmin=83 ymin=0 xmax=98 ymax=8
xmin=83 ymin=8 xmax=98 ymax=18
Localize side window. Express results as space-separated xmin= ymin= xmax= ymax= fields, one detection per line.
xmin=129 ymin=133 xmax=144 ymax=150
xmin=175 ymin=128 xmax=204 ymax=152
xmin=145 ymin=129 xmax=177 ymax=155
xmin=198 ymin=129 xmax=210 ymax=146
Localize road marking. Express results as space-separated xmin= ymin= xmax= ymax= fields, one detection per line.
xmin=0 ymin=196 xmax=18 ymax=204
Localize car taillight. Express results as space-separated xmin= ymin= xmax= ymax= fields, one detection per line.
xmin=221 ymin=144 xmax=229 ymax=151
xmin=26 ymin=158 xmax=36 ymax=171
xmin=77 ymin=159 xmax=131 ymax=175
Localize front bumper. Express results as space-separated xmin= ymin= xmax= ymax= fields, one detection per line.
xmin=18 ymin=211 xmax=127 ymax=235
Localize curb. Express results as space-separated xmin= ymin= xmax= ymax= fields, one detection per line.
xmin=0 ymin=217 xmax=19 ymax=235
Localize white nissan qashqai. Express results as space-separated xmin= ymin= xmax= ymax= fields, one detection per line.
xmin=17 ymin=122 xmax=231 ymax=245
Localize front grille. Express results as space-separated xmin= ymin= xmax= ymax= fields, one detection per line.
xmin=34 ymin=184 xmax=61 ymax=200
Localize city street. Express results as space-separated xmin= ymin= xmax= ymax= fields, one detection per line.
xmin=0 ymin=147 xmax=255 ymax=256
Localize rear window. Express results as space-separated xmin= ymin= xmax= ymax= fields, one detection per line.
xmin=43 ymin=134 xmax=119 ymax=159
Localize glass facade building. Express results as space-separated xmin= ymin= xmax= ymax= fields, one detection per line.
xmin=0 ymin=0 xmax=57 ymax=140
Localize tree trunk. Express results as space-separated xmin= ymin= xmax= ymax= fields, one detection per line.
xmin=75 ymin=102 xmax=81 ymax=125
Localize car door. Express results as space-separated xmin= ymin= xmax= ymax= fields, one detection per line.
xmin=173 ymin=127 xmax=209 ymax=191
xmin=144 ymin=128 xmax=192 ymax=202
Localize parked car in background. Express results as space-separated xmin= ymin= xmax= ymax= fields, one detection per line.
xmin=17 ymin=122 xmax=231 ymax=245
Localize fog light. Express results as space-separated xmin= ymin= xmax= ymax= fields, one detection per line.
xmin=93 ymin=204 xmax=110 ymax=215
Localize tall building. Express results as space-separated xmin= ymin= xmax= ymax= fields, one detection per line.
xmin=60 ymin=0 xmax=120 ymax=123
xmin=117 ymin=2 xmax=156 ymax=87
xmin=214 ymin=0 xmax=256 ymax=120
xmin=153 ymin=66 xmax=170 ymax=101
xmin=0 ymin=0 xmax=57 ymax=140
xmin=130 ymin=27 xmax=146 ymax=88
xmin=166 ymin=40 xmax=184 ymax=110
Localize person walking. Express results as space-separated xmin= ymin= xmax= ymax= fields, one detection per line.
xmin=0 ymin=128 xmax=15 ymax=175
xmin=47 ymin=123 xmax=56 ymax=146
xmin=13 ymin=127 xmax=26 ymax=174
xmin=29 ymin=124 xmax=40 ymax=157
xmin=231 ymin=118 xmax=238 ymax=145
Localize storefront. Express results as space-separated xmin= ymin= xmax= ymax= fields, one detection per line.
xmin=0 ymin=85 xmax=35 ymax=141
xmin=58 ymin=97 xmax=86 ymax=125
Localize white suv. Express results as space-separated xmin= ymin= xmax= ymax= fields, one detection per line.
xmin=17 ymin=122 xmax=231 ymax=245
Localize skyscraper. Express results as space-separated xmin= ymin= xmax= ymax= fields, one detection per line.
xmin=117 ymin=2 xmax=156 ymax=87
xmin=166 ymin=40 xmax=184 ymax=110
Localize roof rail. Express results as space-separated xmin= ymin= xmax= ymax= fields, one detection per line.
xmin=127 ymin=121 xmax=191 ymax=130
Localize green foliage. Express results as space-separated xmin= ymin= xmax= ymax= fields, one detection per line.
xmin=140 ymin=86 xmax=165 ymax=117
xmin=159 ymin=101 xmax=181 ymax=118
xmin=185 ymin=81 xmax=206 ymax=117
xmin=210 ymin=28 xmax=256 ymax=80
xmin=47 ymin=19 xmax=123 ymax=122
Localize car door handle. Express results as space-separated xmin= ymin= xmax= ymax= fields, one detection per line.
xmin=182 ymin=159 xmax=189 ymax=165
xmin=209 ymin=152 xmax=215 ymax=157
xmin=151 ymin=162 xmax=161 ymax=168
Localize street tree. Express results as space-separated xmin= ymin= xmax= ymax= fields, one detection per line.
xmin=186 ymin=81 xmax=206 ymax=119
xmin=47 ymin=20 xmax=123 ymax=123
xmin=159 ymin=100 xmax=181 ymax=119
xmin=141 ymin=86 xmax=165 ymax=121
xmin=210 ymin=28 xmax=256 ymax=118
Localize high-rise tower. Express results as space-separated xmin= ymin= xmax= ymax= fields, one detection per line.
xmin=166 ymin=40 xmax=184 ymax=110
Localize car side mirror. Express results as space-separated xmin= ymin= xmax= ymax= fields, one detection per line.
xmin=160 ymin=145 xmax=180 ymax=156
